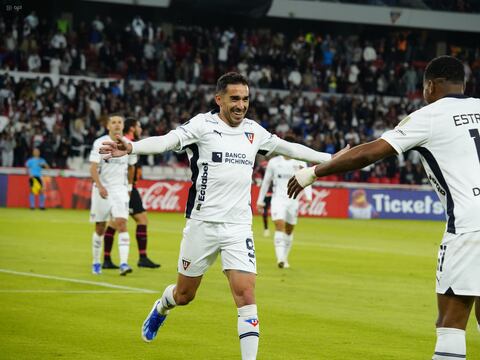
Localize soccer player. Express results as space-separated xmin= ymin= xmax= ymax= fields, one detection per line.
xmin=100 ymin=72 xmax=342 ymax=359
xmin=102 ymin=117 xmax=160 ymax=269
xmin=256 ymin=138 xmax=312 ymax=268
xmin=256 ymin=159 xmax=273 ymax=237
xmin=26 ymin=148 xmax=49 ymax=210
xmin=89 ymin=115 xmax=137 ymax=276
xmin=288 ymin=56 xmax=480 ymax=360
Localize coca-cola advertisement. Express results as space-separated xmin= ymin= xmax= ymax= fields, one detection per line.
xmin=298 ymin=187 xmax=349 ymax=218
xmin=136 ymin=180 xmax=189 ymax=212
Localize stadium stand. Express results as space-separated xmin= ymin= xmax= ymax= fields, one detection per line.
xmin=0 ymin=1 xmax=479 ymax=186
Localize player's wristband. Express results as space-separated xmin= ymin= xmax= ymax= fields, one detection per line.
xmin=128 ymin=184 xmax=133 ymax=191
xmin=295 ymin=166 xmax=317 ymax=188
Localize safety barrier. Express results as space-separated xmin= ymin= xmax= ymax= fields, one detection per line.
xmin=0 ymin=171 xmax=444 ymax=221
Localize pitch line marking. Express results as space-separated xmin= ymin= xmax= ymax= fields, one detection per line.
xmin=0 ymin=269 xmax=157 ymax=293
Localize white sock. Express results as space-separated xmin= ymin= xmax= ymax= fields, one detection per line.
xmin=273 ymin=231 xmax=286 ymax=263
xmin=432 ymin=327 xmax=466 ymax=359
xmin=156 ymin=284 xmax=177 ymax=315
xmin=92 ymin=233 xmax=103 ymax=264
xmin=118 ymin=232 xmax=130 ymax=265
xmin=284 ymin=233 xmax=293 ymax=262
xmin=237 ymin=304 xmax=259 ymax=360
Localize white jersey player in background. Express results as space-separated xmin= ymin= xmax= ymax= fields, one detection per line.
xmin=89 ymin=115 xmax=137 ymax=276
xmin=100 ymin=72 xmax=347 ymax=360
xmin=289 ymin=56 xmax=480 ymax=360
xmin=257 ymin=136 xmax=312 ymax=269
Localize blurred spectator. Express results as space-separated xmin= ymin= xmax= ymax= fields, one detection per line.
xmin=0 ymin=133 xmax=15 ymax=167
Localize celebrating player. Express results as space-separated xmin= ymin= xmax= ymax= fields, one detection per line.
xmin=255 ymin=159 xmax=273 ymax=237
xmin=256 ymin=135 xmax=312 ymax=269
xmin=288 ymin=56 xmax=480 ymax=360
xmin=100 ymin=72 xmax=342 ymax=359
xmin=102 ymin=117 xmax=160 ymax=270
xmin=89 ymin=115 xmax=137 ymax=276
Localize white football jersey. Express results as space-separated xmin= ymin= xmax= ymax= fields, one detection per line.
xmin=171 ymin=111 xmax=280 ymax=224
xmin=382 ymin=95 xmax=480 ymax=234
xmin=258 ymin=155 xmax=312 ymax=202
xmin=89 ymin=135 xmax=137 ymax=190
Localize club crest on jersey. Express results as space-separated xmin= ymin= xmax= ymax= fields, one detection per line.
xmin=245 ymin=132 xmax=254 ymax=144
xmin=182 ymin=258 xmax=191 ymax=270
xmin=245 ymin=318 xmax=259 ymax=327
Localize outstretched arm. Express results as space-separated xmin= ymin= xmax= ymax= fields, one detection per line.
xmin=257 ymin=163 xmax=274 ymax=212
xmin=100 ymin=132 xmax=180 ymax=158
xmin=272 ymin=138 xmax=332 ymax=164
xmin=288 ymin=139 xmax=397 ymax=198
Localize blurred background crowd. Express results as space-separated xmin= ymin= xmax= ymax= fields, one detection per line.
xmin=1 ymin=0 xmax=479 ymax=185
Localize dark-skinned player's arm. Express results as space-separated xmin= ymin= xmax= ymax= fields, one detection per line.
xmin=287 ymin=139 xmax=397 ymax=199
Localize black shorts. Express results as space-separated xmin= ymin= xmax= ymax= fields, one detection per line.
xmin=129 ymin=187 xmax=145 ymax=215
xmin=265 ymin=195 xmax=272 ymax=208
xmin=29 ymin=176 xmax=43 ymax=193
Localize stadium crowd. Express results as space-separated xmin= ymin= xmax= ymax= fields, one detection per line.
xmin=1 ymin=11 xmax=479 ymax=95
xmin=1 ymin=11 xmax=479 ymax=185
xmin=0 ymin=74 xmax=428 ymax=184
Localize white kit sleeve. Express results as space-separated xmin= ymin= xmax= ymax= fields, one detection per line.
xmin=131 ymin=131 xmax=181 ymax=155
xmin=257 ymin=162 xmax=274 ymax=206
xmin=273 ymin=138 xmax=332 ymax=164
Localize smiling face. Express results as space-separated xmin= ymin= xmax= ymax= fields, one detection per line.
xmin=107 ymin=116 xmax=124 ymax=139
xmin=215 ymin=84 xmax=249 ymax=127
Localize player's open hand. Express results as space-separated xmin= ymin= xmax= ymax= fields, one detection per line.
xmin=288 ymin=166 xmax=316 ymax=199
xmin=100 ymin=135 xmax=132 ymax=159
xmin=332 ymin=144 xmax=350 ymax=159
xmin=98 ymin=185 xmax=108 ymax=199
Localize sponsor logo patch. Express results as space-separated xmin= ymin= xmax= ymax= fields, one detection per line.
xmin=212 ymin=152 xmax=223 ymax=162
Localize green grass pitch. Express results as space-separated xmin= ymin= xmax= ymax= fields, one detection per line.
xmin=0 ymin=208 xmax=478 ymax=359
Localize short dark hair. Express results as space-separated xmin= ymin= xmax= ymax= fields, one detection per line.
xmin=216 ymin=72 xmax=249 ymax=94
xmin=424 ymin=55 xmax=464 ymax=83
xmin=107 ymin=113 xmax=125 ymax=123
xmin=283 ymin=134 xmax=297 ymax=143
xmin=124 ymin=117 xmax=138 ymax=134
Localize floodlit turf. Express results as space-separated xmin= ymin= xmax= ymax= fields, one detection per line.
xmin=0 ymin=208 xmax=478 ymax=359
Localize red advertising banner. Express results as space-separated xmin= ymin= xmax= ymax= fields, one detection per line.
xmin=5 ymin=175 xmax=349 ymax=218
xmin=298 ymin=187 xmax=349 ymax=218
xmin=136 ymin=180 xmax=190 ymax=213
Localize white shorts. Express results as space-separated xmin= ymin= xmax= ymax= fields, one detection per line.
xmin=177 ymin=219 xmax=256 ymax=277
xmin=436 ymin=230 xmax=480 ymax=296
xmin=271 ymin=197 xmax=299 ymax=225
xmin=89 ymin=186 xmax=129 ymax=222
